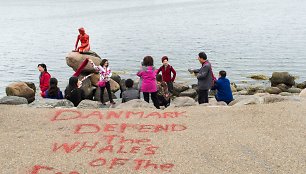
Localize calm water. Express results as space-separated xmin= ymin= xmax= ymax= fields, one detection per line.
xmin=1 ymin=0 xmax=306 ymax=97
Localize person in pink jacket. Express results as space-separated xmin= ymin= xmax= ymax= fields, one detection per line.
xmin=137 ymin=56 xmax=160 ymax=109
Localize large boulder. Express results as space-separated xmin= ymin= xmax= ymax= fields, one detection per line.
xmin=28 ymin=99 xmax=74 ymax=108
xmin=179 ymin=89 xmax=197 ymax=98
xmin=66 ymin=52 xmax=101 ymax=73
xmin=116 ymin=99 xmax=155 ymax=109
xmin=299 ymin=89 xmax=306 ymax=98
xmin=110 ymin=73 xmax=122 ymax=85
xmin=265 ymin=87 xmax=282 ymax=94
xmin=171 ymin=97 xmax=197 ymax=107
xmin=0 ymin=96 xmax=28 ymax=105
xmin=79 ymin=75 xmax=96 ymax=99
xmin=270 ymin=72 xmax=295 ymax=87
xmin=6 ymin=82 xmax=35 ymax=103
xmin=24 ymin=82 xmax=36 ymax=93
xmin=77 ymin=99 xmax=101 ymax=109
xmin=288 ymin=87 xmax=302 ymax=94
xmin=173 ymin=83 xmax=189 ymax=96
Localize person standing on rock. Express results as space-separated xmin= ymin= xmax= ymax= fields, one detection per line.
xmin=41 ymin=78 xmax=64 ymax=99
xmin=89 ymin=59 xmax=116 ymax=105
xmin=137 ymin=56 xmax=160 ymax=109
xmin=211 ymin=70 xmax=233 ymax=104
xmin=157 ymin=56 xmax=176 ymax=94
xmin=75 ymin=27 xmax=90 ymax=53
xmin=37 ymin=63 xmax=51 ymax=94
xmin=65 ymin=76 xmax=85 ymax=107
xmin=192 ymin=52 xmax=216 ymax=104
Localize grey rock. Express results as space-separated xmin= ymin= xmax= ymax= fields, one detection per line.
xmin=270 ymin=72 xmax=295 ymax=87
xmin=229 ymin=96 xmax=262 ymax=106
xmin=66 ymin=51 xmax=101 ymax=73
xmin=171 ymin=97 xmax=197 ymax=107
xmin=299 ymin=89 xmax=306 ymax=98
xmin=110 ymin=73 xmax=121 ymax=85
xmin=288 ymin=87 xmax=302 ymax=94
xmin=77 ymin=99 xmax=101 ymax=109
xmin=116 ymin=99 xmax=155 ymax=109
xmin=179 ymin=89 xmax=197 ymax=98
xmin=246 ymin=85 xmax=264 ymax=95
xmin=29 ymin=99 xmax=74 ymax=108
xmin=25 ymin=82 xmax=36 ymax=93
xmin=173 ymin=83 xmax=189 ymax=96
xmin=262 ymin=95 xmax=288 ymax=104
xmin=248 ymin=74 xmax=269 ymax=80
xmin=276 ymin=83 xmax=289 ymax=92
xmin=279 ymin=92 xmax=293 ymax=96
xmin=296 ymin=81 xmax=306 ymax=89
xmin=265 ymin=87 xmax=282 ymax=94
xmin=0 ymin=96 xmax=28 ymax=105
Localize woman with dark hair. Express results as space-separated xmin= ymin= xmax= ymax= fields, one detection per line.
xmin=64 ymin=76 xmax=85 ymax=107
xmin=89 ymin=59 xmax=115 ymax=105
xmin=41 ymin=78 xmax=63 ymax=99
xmin=137 ymin=56 xmax=160 ymax=109
xmin=37 ymin=63 xmax=51 ymax=93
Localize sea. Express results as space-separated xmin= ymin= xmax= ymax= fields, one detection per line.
xmin=1 ymin=0 xmax=306 ymax=97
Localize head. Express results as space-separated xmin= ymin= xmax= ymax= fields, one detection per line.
xmin=156 ymin=74 xmax=163 ymax=82
xmin=219 ymin=70 xmax=226 ymax=78
xmin=198 ymin=52 xmax=207 ymax=64
xmin=100 ymin=59 xmax=109 ymax=67
xmin=161 ymin=56 xmax=169 ymax=66
xmin=37 ymin=64 xmax=47 ymax=72
xmin=78 ymin=27 xmax=85 ymax=35
xmin=48 ymin=78 xmax=59 ymax=97
xmin=68 ymin=76 xmax=79 ymax=88
xmin=143 ymin=56 xmax=154 ymax=66
xmin=125 ymin=79 xmax=134 ymax=88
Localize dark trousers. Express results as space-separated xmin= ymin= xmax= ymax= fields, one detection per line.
xmin=158 ymin=95 xmax=170 ymax=107
xmin=143 ymin=92 xmax=160 ymax=109
xmin=198 ymin=89 xmax=209 ymax=104
xmin=166 ymin=82 xmax=174 ymax=94
xmin=100 ymin=81 xmax=113 ymax=103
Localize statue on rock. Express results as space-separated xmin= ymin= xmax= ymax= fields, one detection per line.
xmin=75 ymin=27 xmax=90 ymax=53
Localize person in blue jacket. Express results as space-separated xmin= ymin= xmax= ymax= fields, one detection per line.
xmin=211 ymin=70 xmax=233 ymax=104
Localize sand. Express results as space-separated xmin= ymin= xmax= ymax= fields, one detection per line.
xmin=0 ymin=101 xmax=305 ymax=174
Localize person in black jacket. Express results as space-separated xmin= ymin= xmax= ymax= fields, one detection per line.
xmin=64 ymin=76 xmax=85 ymax=107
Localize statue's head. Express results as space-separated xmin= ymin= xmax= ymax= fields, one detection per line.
xmin=78 ymin=27 xmax=85 ymax=35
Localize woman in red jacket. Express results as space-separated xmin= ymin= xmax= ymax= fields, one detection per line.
xmin=157 ymin=56 xmax=176 ymax=94
xmin=37 ymin=63 xmax=51 ymax=93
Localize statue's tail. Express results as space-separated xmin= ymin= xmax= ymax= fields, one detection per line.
xmin=73 ymin=58 xmax=89 ymax=77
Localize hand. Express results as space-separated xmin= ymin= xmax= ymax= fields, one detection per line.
xmin=77 ymin=80 xmax=82 ymax=88
xmin=188 ymin=68 xmax=193 ymax=73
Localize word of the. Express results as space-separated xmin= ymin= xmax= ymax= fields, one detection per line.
xmin=51 ymin=110 xmax=186 ymax=122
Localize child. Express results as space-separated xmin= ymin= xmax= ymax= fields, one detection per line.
xmin=89 ymin=59 xmax=115 ymax=105
xmin=137 ymin=56 xmax=160 ymax=109
xmin=37 ymin=63 xmax=51 ymax=93
xmin=65 ymin=76 xmax=85 ymax=107
xmin=211 ymin=70 xmax=233 ymax=104
xmin=41 ymin=78 xmax=63 ymax=99
xmin=156 ymin=74 xmax=170 ymax=107
xmin=122 ymin=79 xmax=140 ymax=103
xmin=157 ymin=56 xmax=176 ymax=94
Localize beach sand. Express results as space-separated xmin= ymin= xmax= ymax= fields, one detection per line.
xmin=0 ymin=101 xmax=305 ymax=174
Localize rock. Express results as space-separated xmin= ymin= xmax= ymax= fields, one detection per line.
xmin=279 ymin=92 xmax=293 ymax=96
xmin=265 ymin=87 xmax=282 ymax=94
xmin=79 ymin=75 xmax=96 ymax=99
xmin=231 ymin=84 xmax=237 ymax=92
xmin=179 ymin=89 xmax=197 ymax=98
xmin=171 ymin=97 xmax=197 ymax=107
xmin=0 ymin=96 xmax=28 ymax=105
xmin=6 ymin=82 xmax=35 ymax=103
xmin=288 ymin=87 xmax=302 ymax=94
xmin=246 ymin=85 xmax=264 ymax=95
xmin=229 ymin=96 xmax=262 ymax=106
xmin=66 ymin=52 xmax=101 ymax=73
xmin=296 ymin=81 xmax=306 ymax=89
xmin=262 ymin=95 xmax=288 ymax=104
xmin=116 ymin=99 xmax=155 ymax=109
xmin=276 ymin=83 xmax=289 ymax=92
xmin=90 ymin=74 xmax=120 ymax=93
xmin=270 ymin=72 xmax=295 ymax=87
xmin=77 ymin=99 xmax=101 ymax=109
xmin=237 ymin=90 xmax=248 ymax=95
xmin=236 ymin=86 xmax=246 ymax=92
xmin=299 ymin=89 xmax=306 ymax=97
xmin=24 ymin=82 xmax=36 ymax=93
xmin=29 ymin=99 xmax=74 ymax=108
xmin=173 ymin=83 xmax=189 ymax=96
xmin=248 ymin=74 xmax=269 ymax=80
xmin=93 ymin=88 xmax=117 ymax=102
xmin=201 ymin=100 xmax=228 ymax=107
xmin=110 ymin=73 xmax=122 ymax=85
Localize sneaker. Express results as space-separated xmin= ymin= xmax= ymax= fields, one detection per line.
xmin=110 ymin=101 xmax=116 ymax=105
